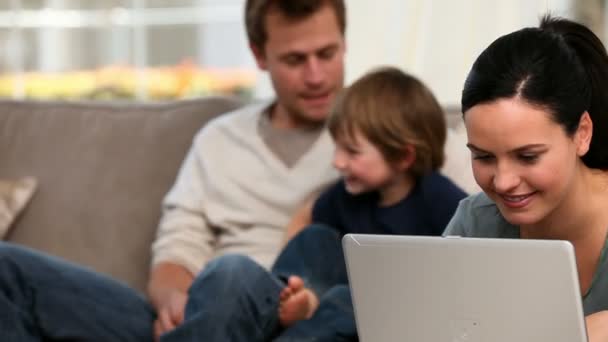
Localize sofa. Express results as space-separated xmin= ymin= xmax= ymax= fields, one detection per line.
xmin=0 ymin=96 xmax=476 ymax=294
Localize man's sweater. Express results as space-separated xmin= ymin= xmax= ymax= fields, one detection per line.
xmin=151 ymin=103 xmax=339 ymax=275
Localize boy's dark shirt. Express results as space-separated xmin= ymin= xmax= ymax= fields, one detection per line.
xmin=312 ymin=171 xmax=467 ymax=236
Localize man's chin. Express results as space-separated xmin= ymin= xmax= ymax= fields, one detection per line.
xmin=293 ymin=111 xmax=329 ymax=127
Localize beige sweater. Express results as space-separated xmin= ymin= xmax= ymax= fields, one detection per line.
xmin=151 ymin=103 xmax=339 ymax=275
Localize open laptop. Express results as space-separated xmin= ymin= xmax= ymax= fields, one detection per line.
xmin=343 ymin=234 xmax=588 ymax=342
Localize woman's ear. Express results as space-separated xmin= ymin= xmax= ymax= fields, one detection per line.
xmin=396 ymin=144 xmax=416 ymax=171
xmin=575 ymin=111 xmax=593 ymax=157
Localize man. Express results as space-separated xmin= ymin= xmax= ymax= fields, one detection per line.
xmin=148 ymin=0 xmax=346 ymax=340
xmin=0 ymin=0 xmax=346 ymax=341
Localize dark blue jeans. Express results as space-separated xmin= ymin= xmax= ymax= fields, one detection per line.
xmin=161 ymin=224 xmax=358 ymax=342
xmin=0 ymin=225 xmax=356 ymax=341
xmin=0 ymin=241 xmax=155 ymax=341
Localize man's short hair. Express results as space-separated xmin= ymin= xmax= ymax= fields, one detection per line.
xmin=245 ymin=0 xmax=346 ymax=49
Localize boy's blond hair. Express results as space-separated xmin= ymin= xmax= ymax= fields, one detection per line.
xmin=328 ymin=66 xmax=446 ymax=179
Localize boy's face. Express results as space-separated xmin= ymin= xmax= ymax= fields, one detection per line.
xmin=333 ymin=129 xmax=408 ymax=202
xmin=251 ymin=3 xmax=345 ymax=128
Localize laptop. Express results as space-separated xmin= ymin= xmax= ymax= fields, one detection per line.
xmin=343 ymin=234 xmax=588 ymax=342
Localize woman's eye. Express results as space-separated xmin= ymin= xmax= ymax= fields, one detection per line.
xmin=519 ymin=154 xmax=539 ymax=163
xmin=472 ymin=154 xmax=494 ymax=162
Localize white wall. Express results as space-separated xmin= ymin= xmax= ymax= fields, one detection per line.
xmin=254 ymin=0 xmax=574 ymax=105
xmin=345 ymin=0 xmax=573 ymax=107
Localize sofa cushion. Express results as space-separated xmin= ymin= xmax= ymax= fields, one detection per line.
xmin=0 ymin=96 xmax=244 ymax=293
xmin=0 ymin=177 xmax=37 ymax=238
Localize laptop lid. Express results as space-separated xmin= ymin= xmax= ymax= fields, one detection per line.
xmin=343 ymin=234 xmax=588 ymax=342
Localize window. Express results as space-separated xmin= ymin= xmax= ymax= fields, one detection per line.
xmin=0 ymin=0 xmax=256 ymax=101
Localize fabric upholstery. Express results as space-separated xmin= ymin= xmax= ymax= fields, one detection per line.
xmin=0 ymin=97 xmax=244 ymax=292
xmin=0 ymin=177 xmax=37 ymax=239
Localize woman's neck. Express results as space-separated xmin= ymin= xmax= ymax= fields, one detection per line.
xmin=520 ymin=167 xmax=608 ymax=242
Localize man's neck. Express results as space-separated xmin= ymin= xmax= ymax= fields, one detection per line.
xmin=269 ymin=103 xmax=324 ymax=131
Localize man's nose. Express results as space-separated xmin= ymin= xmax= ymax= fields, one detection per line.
xmin=303 ymin=58 xmax=325 ymax=86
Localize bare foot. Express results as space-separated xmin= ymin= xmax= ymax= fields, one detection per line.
xmin=278 ymin=276 xmax=319 ymax=327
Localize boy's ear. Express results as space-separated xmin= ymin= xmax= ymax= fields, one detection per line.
xmin=396 ymin=144 xmax=416 ymax=171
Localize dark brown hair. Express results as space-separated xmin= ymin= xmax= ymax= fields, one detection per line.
xmin=462 ymin=15 xmax=608 ymax=169
xmin=329 ymin=66 xmax=447 ymax=179
xmin=245 ymin=0 xmax=346 ymax=49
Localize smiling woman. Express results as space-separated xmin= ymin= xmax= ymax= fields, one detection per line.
xmin=443 ymin=14 xmax=608 ymax=342
xmin=464 ymin=98 xmax=589 ymax=227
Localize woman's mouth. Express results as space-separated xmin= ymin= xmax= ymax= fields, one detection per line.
xmin=498 ymin=192 xmax=536 ymax=209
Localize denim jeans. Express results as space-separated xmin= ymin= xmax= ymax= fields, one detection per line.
xmin=0 ymin=241 xmax=155 ymax=341
xmin=161 ymin=224 xmax=358 ymax=342
xmin=0 ymin=225 xmax=357 ymax=341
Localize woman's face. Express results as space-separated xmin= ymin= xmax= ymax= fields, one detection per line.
xmin=464 ymin=97 xmax=590 ymax=226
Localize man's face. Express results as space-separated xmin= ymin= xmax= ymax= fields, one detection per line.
xmin=252 ymin=3 xmax=346 ymax=128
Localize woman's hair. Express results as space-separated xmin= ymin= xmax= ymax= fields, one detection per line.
xmin=328 ymin=66 xmax=446 ymax=179
xmin=462 ymin=15 xmax=608 ymax=169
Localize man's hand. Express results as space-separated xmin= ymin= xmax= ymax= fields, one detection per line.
xmin=586 ymin=310 xmax=608 ymax=342
xmin=147 ymin=262 xmax=194 ymax=341
xmin=153 ymin=289 xmax=188 ymax=341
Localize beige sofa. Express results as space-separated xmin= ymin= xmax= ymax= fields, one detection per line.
xmin=0 ymin=97 xmax=476 ymax=294
xmin=0 ymin=97 xmax=244 ymax=293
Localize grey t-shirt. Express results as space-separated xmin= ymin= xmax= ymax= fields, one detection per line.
xmin=444 ymin=192 xmax=608 ymax=315
xmin=257 ymin=108 xmax=324 ymax=169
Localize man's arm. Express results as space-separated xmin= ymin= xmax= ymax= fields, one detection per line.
xmin=148 ymin=262 xmax=193 ymax=311
xmin=148 ymin=262 xmax=194 ymax=341
xmin=146 ymin=130 xmax=218 ymax=340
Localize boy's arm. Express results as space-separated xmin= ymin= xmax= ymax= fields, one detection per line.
xmin=283 ymin=195 xmax=316 ymax=245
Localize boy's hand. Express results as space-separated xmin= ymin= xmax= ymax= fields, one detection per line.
xmin=586 ymin=311 xmax=608 ymax=342
xmin=153 ymin=290 xmax=188 ymax=341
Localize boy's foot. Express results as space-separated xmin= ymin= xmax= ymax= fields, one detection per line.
xmin=278 ymin=275 xmax=319 ymax=327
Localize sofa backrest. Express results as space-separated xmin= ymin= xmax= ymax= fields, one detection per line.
xmin=0 ymin=96 xmax=244 ymax=293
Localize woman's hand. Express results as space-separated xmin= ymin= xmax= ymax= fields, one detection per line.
xmin=586 ymin=311 xmax=608 ymax=342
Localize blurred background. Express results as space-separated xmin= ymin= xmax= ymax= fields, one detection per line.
xmin=0 ymin=0 xmax=602 ymax=106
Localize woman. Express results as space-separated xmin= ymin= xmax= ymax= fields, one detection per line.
xmin=444 ymin=15 xmax=608 ymax=341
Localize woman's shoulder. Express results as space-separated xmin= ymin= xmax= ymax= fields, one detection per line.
xmin=446 ymin=192 xmax=520 ymax=238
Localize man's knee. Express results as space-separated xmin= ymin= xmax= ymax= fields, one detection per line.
xmin=190 ymin=254 xmax=264 ymax=293
xmin=323 ymin=285 xmax=352 ymax=306
xmin=0 ymin=242 xmax=32 ymax=267
xmin=294 ymin=224 xmax=340 ymax=243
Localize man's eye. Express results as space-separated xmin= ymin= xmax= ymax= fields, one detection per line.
xmin=284 ymin=56 xmax=304 ymax=65
xmin=318 ymin=48 xmax=337 ymax=60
